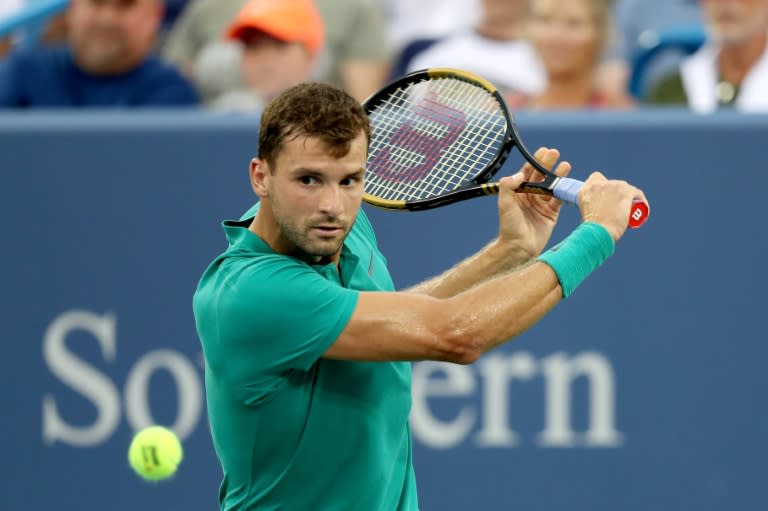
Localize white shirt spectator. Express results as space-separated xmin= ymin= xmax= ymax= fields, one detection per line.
xmin=0 ymin=0 xmax=24 ymax=20
xmin=407 ymin=30 xmax=546 ymax=96
xmin=379 ymin=0 xmax=480 ymax=50
xmin=681 ymin=38 xmax=768 ymax=113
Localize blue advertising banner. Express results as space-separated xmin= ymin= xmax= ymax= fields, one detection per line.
xmin=1 ymin=110 xmax=766 ymax=511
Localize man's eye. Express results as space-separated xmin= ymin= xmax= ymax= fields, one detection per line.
xmin=299 ymin=176 xmax=317 ymax=185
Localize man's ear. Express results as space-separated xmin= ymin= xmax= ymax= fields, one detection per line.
xmin=250 ymin=158 xmax=269 ymax=197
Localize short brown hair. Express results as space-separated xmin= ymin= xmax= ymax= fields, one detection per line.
xmin=257 ymin=82 xmax=371 ymax=166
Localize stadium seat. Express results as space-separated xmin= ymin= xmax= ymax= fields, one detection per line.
xmin=628 ymin=24 xmax=707 ymax=99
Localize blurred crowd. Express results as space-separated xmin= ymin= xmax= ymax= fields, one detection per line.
xmin=0 ymin=0 xmax=766 ymax=113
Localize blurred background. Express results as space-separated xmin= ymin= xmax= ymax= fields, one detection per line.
xmin=2 ymin=0 xmax=768 ymax=510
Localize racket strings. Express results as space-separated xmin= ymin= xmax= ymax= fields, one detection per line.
xmin=367 ymin=79 xmax=501 ymax=200
xmin=423 ymin=81 xmax=505 ymax=196
xmin=366 ymin=77 xmax=506 ymax=202
xmin=370 ymin=87 xmax=468 ymax=198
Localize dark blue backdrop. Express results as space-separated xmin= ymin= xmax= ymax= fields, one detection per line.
xmin=1 ymin=110 xmax=765 ymax=511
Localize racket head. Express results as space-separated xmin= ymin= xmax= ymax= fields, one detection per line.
xmin=362 ymin=68 xmax=522 ymax=210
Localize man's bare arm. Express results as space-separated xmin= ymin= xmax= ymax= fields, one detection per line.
xmin=406 ymin=238 xmax=532 ymax=298
xmin=407 ymin=147 xmax=570 ymax=299
xmin=324 ymin=171 xmax=644 ymax=365
xmin=325 ymin=261 xmax=562 ymax=364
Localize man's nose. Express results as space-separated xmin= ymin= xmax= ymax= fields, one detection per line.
xmin=318 ymin=185 xmax=343 ymax=216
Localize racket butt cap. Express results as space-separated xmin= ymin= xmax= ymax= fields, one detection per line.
xmin=628 ymin=201 xmax=649 ymax=229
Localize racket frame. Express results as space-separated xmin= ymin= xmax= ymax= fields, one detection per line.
xmin=362 ymin=68 xmax=565 ymax=211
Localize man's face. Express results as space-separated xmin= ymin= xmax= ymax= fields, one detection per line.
xmin=701 ymin=0 xmax=768 ymax=45
xmin=68 ymin=0 xmax=162 ymax=75
xmin=257 ymin=132 xmax=368 ymax=262
xmin=241 ymin=34 xmax=316 ymax=103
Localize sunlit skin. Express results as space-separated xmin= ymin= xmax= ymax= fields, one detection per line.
xmin=67 ymin=0 xmax=162 ymax=76
xmin=700 ymin=0 xmax=768 ymax=85
xmin=248 ymin=132 xmax=368 ymax=265
xmin=701 ymin=0 xmax=768 ymax=45
xmin=524 ymin=0 xmax=632 ymax=109
xmin=529 ymin=0 xmax=601 ymax=81
xmin=241 ymin=34 xmax=317 ymax=102
xmin=477 ymin=0 xmax=528 ymax=39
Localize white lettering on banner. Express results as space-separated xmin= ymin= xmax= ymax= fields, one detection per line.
xmin=410 ymin=362 xmax=476 ymax=448
xmin=536 ymin=352 xmax=623 ymax=447
xmin=411 ymin=351 xmax=624 ymax=449
xmin=124 ymin=350 xmax=202 ymax=439
xmin=42 ymin=310 xmax=623 ymax=449
xmin=42 ymin=310 xmax=121 ymax=446
xmin=475 ymin=352 xmax=537 ymax=447
xmin=42 ymin=310 xmax=204 ymax=447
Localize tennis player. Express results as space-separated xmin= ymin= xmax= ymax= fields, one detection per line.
xmin=193 ymin=82 xmax=646 ymax=510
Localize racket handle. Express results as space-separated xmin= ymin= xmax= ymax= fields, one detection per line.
xmin=552 ymin=177 xmax=649 ymax=229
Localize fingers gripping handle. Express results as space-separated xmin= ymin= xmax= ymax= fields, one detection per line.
xmin=552 ymin=177 xmax=649 ymax=229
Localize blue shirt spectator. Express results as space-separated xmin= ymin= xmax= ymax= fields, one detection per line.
xmin=0 ymin=45 xmax=199 ymax=107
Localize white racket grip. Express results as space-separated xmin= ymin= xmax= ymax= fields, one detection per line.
xmin=552 ymin=177 xmax=583 ymax=205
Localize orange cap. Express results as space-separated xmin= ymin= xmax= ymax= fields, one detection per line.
xmin=226 ymin=0 xmax=325 ymax=56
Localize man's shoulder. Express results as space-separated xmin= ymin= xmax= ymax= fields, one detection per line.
xmin=196 ymin=242 xmax=316 ymax=311
xmin=0 ymin=45 xmax=70 ymax=105
xmin=130 ymin=55 xmax=200 ymax=104
xmin=137 ymin=54 xmax=193 ymax=84
xmin=345 ymin=208 xmax=380 ymax=253
xmin=353 ymin=207 xmax=375 ymax=237
xmin=4 ymin=45 xmax=68 ymax=70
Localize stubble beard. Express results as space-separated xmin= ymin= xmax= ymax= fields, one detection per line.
xmin=276 ymin=213 xmax=349 ymax=260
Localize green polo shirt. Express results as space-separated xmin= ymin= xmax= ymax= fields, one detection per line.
xmin=193 ymin=206 xmax=418 ymax=511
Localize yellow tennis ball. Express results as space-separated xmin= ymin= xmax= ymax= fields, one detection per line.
xmin=127 ymin=426 xmax=183 ymax=481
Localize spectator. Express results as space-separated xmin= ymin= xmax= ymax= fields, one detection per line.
xmin=208 ymin=0 xmax=324 ymax=112
xmin=596 ymin=0 xmax=703 ymax=99
xmin=513 ymin=0 xmax=633 ymax=109
xmin=162 ymin=0 xmax=392 ymax=102
xmin=378 ymin=0 xmax=480 ymax=52
xmin=646 ymin=0 xmax=768 ymax=112
xmin=0 ymin=0 xmax=199 ymax=108
xmin=406 ymin=0 xmax=545 ymax=99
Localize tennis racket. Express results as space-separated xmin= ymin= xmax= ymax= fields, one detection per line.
xmin=362 ymin=68 xmax=649 ymax=228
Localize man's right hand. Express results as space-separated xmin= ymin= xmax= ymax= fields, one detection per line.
xmin=577 ymin=172 xmax=649 ymax=241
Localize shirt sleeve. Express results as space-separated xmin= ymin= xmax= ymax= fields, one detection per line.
xmin=215 ymin=255 xmax=359 ymax=384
